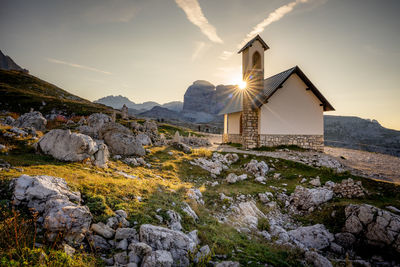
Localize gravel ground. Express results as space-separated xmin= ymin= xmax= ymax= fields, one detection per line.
xmin=202 ymin=134 xmax=400 ymax=184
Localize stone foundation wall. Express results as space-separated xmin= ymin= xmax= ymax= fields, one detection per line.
xmin=259 ymin=134 xmax=324 ymax=151
xmin=223 ymin=134 xmax=242 ymax=144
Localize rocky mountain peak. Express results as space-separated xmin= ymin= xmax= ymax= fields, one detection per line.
xmin=0 ymin=50 xmax=29 ymax=73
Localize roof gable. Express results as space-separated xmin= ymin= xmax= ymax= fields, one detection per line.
xmin=238 ymin=35 xmax=270 ymax=54
xmin=219 ymin=66 xmax=335 ymax=115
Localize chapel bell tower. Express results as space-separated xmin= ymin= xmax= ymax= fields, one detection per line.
xmin=237 ymin=35 xmax=269 ymax=148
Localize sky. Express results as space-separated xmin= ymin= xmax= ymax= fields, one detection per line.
xmin=1 ymin=0 xmax=399 ymax=130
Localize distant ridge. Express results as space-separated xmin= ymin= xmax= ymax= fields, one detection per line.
xmin=94 ymin=95 xmax=183 ymax=112
xmin=0 ymin=50 xmax=29 ymax=73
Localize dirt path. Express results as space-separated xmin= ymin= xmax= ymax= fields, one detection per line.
xmin=202 ymin=134 xmax=400 ymax=184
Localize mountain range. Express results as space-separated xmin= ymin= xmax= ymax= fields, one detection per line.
xmin=94 ymin=95 xmax=183 ymax=112
xmin=2 ymin=50 xmax=399 ymax=157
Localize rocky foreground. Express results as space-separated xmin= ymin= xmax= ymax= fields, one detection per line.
xmin=0 ymin=111 xmax=400 ymax=267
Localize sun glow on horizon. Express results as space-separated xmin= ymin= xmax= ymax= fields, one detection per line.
xmin=238 ymin=80 xmax=247 ymax=90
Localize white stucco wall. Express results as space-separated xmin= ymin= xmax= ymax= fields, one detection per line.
xmin=226 ymin=112 xmax=241 ymax=134
xmin=259 ymin=74 xmax=323 ymax=135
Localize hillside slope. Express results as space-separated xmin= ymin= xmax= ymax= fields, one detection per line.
xmin=324 ymin=115 xmax=400 ymax=157
xmin=0 ymin=70 xmax=110 ymax=115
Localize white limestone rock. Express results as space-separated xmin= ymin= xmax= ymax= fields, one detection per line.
xmin=12 ymin=111 xmax=47 ymax=131
xmin=139 ymin=224 xmax=197 ymax=266
xmin=11 ymin=174 xmax=92 ymax=245
xmin=288 ymin=224 xmax=334 ymax=250
xmin=244 ymin=159 xmax=269 ymax=177
xmin=289 ymin=186 xmax=333 ymax=213
xmin=91 ymin=222 xmax=115 ymax=239
xmin=142 ymin=250 xmax=173 ymax=267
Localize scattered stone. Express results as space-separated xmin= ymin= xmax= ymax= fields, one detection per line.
xmin=115 ymin=228 xmax=137 ymax=241
xmin=142 ymin=250 xmax=173 ymax=267
xmin=273 ymin=173 xmax=281 ymax=180
xmin=171 ymin=142 xmax=191 ymax=154
xmin=255 ymin=176 xmax=266 ymax=183
xmin=187 ymin=188 xmax=204 ymax=205
xmin=259 ymin=192 xmax=273 ymax=203
xmin=289 ymin=186 xmax=333 ymax=213
xmin=116 ymin=238 xmax=129 ymax=250
xmin=226 ymin=173 xmax=247 ymax=184
xmin=244 ymin=159 xmax=269 ymax=177
xmin=195 ymin=245 xmax=211 ymax=263
xmin=300 ymin=178 xmax=307 ymax=183
xmin=91 ymin=222 xmax=115 ymax=239
xmin=89 ymin=234 xmax=110 ymax=250
xmin=12 ymin=111 xmax=47 ymax=131
xmin=166 ymin=210 xmax=182 ymax=231
xmin=114 ymin=251 xmax=128 ymax=265
xmin=220 ymin=193 xmax=233 ymax=202
xmin=305 ymin=251 xmax=333 ymax=267
xmin=309 ymin=177 xmax=321 ymax=186
xmin=182 ymin=202 xmax=199 ymax=222
xmin=139 ymin=224 xmax=196 ymax=266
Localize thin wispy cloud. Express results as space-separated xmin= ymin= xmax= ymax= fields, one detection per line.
xmin=219 ymin=51 xmax=234 ymax=60
xmin=238 ymin=0 xmax=310 ymax=49
xmin=175 ymin=0 xmax=223 ymax=43
xmin=46 ymin=58 xmax=112 ymax=75
xmin=192 ymin=41 xmax=210 ymax=61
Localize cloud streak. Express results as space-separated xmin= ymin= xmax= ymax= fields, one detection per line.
xmin=46 ymin=58 xmax=112 ymax=75
xmin=238 ymin=0 xmax=309 ymax=49
xmin=192 ymin=41 xmax=210 ymax=61
xmin=175 ymin=0 xmax=223 ymax=43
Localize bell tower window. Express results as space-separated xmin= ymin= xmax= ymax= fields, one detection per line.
xmin=252 ymin=51 xmax=261 ymax=69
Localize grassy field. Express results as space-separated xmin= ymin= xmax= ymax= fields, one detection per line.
xmin=1 ymin=125 xmax=400 ymax=266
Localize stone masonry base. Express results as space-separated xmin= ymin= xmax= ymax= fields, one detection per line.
xmin=223 ymin=134 xmax=324 ymax=151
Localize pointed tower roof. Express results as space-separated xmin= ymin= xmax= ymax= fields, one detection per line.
xmin=237 ymin=35 xmax=270 ymax=54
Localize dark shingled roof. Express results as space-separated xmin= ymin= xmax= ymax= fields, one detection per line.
xmin=218 ymin=66 xmax=335 ymax=115
xmin=237 ymin=35 xmax=270 ymax=54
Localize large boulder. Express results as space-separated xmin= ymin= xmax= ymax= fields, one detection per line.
xmin=38 ymin=129 xmax=109 ymax=167
xmin=344 ymin=204 xmax=400 ymax=253
xmin=289 ymin=186 xmax=333 ymax=213
xmin=99 ymin=122 xmax=145 ymax=156
xmin=11 ymin=175 xmax=92 ymax=245
xmin=87 ymin=113 xmax=112 ymax=136
xmin=139 ymin=224 xmax=197 ymax=266
xmin=288 ymin=224 xmax=334 ymax=250
xmin=12 ymin=111 xmax=47 ymax=131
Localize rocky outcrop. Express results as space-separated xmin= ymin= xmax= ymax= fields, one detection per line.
xmin=289 ymin=186 xmax=333 ymax=213
xmin=86 ymin=113 xmax=112 ymax=138
xmin=139 ymin=224 xmax=197 ymax=266
xmin=99 ymin=122 xmax=145 ymax=156
xmin=344 ymin=204 xmax=400 ymax=253
xmin=183 ymin=80 xmax=217 ymax=114
xmin=11 ymin=175 xmax=92 ymax=245
xmin=37 ymin=129 xmax=109 ymax=167
xmin=190 ymin=153 xmax=238 ymax=177
xmin=12 ymin=111 xmax=47 ymax=131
